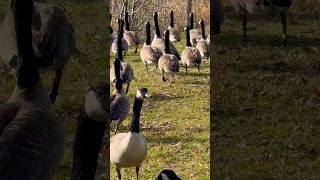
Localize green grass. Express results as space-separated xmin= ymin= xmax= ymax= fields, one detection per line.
xmin=212 ymin=1 xmax=320 ymax=179
xmin=109 ymin=32 xmax=210 ymax=179
xmin=0 ymin=0 xmax=107 ymax=179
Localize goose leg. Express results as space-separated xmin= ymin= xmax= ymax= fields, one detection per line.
xmin=280 ymin=11 xmax=288 ymax=46
xmin=145 ymin=64 xmax=149 ymax=72
xmin=135 ymin=45 xmax=138 ymax=53
xmin=136 ymin=167 xmax=139 ymax=180
xmin=185 ymin=65 xmax=188 ymax=75
xmin=115 ymin=125 xmax=119 ymax=135
xmin=198 ymin=65 xmax=200 ymax=75
xmin=116 ymin=168 xmax=121 ymax=180
xmin=126 ymin=83 xmax=130 ymax=94
xmin=240 ymin=9 xmax=247 ymax=41
xmin=161 ymin=69 xmax=166 ymax=82
xmin=50 ymin=68 xmax=63 ymax=103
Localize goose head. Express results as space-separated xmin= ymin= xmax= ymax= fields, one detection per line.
xmin=136 ymin=87 xmax=150 ymax=100
xmin=157 ymin=169 xmax=181 ymax=180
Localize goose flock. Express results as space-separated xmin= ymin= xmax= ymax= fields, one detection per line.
xmin=109 ymin=9 xmax=210 ymax=179
xmin=0 ymin=0 xmax=207 ymax=179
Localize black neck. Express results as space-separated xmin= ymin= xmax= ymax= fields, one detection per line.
xmin=114 ymin=58 xmax=123 ymax=91
xmin=117 ymin=19 xmax=123 ymax=59
xmin=124 ymin=12 xmax=130 ymax=31
xmin=170 ymin=11 xmax=174 ymax=28
xmin=14 ymin=0 xmax=40 ymax=88
xmin=129 ymin=97 xmax=144 ymax=133
xmin=154 ymin=12 xmax=161 ymax=38
xmin=115 ymin=19 xmax=123 ymax=90
xmin=164 ymin=30 xmax=170 ymax=54
xmin=186 ymin=26 xmax=191 ymax=47
xmin=189 ymin=13 xmax=194 ymax=29
xmin=200 ymin=20 xmax=206 ymax=39
xmin=146 ymin=22 xmax=151 ymax=45
xmin=72 ymin=107 xmax=107 ymax=180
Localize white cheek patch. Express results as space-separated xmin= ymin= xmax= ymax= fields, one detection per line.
xmin=136 ymin=90 xmax=144 ymax=100
xmin=161 ymin=174 xmax=170 ymax=180
xmin=85 ymin=90 xmax=108 ymax=122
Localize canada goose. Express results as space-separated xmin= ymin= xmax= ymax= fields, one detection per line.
xmin=123 ymin=12 xmax=140 ymax=53
xmin=71 ymin=81 xmax=109 ymax=180
xmin=110 ymin=19 xmax=134 ymax=94
xmin=168 ymin=11 xmax=181 ymax=43
xmin=230 ymin=0 xmax=292 ymax=45
xmin=156 ymin=170 xmax=181 ymax=180
xmin=110 ymin=88 xmax=149 ymax=180
xmin=189 ymin=13 xmax=201 ymax=47
xmin=213 ymin=0 xmax=225 ymax=34
xmin=140 ymin=21 xmax=162 ymax=72
xmin=110 ymin=20 xmax=130 ymax=134
xmin=151 ymin=12 xmax=181 ymax=60
xmin=109 ymin=14 xmax=116 ymax=48
xmin=0 ymin=0 xmax=64 ymax=179
xmin=196 ymin=20 xmax=210 ymax=59
xmin=181 ymin=26 xmax=202 ymax=75
xmin=158 ymin=30 xmax=180 ymax=82
xmin=111 ymin=20 xmax=128 ymax=56
xmin=0 ymin=1 xmax=75 ymax=103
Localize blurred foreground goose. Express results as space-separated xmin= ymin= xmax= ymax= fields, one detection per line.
xmin=158 ymin=30 xmax=180 ymax=82
xmin=168 ymin=11 xmax=181 ymax=43
xmin=0 ymin=0 xmax=75 ymax=103
xmin=0 ymin=0 xmax=64 ymax=178
xmin=230 ymin=0 xmax=292 ymax=45
xmin=156 ymin=169 xmax=181 ymax=180
xmin=213 ymin=0 xmax=224 ymax=34
xmin=196 ymin=20 xmax=210 ymax=59
xmin=109 ymin=14 xmax=116 ymax=48
xmin=110 ymin=21 xmax=130 ymax=134
xmin=189 ymin=13 xmax=201 ymax=47
xmin=110 ymin=19 xmax=134 ymax=94
xmin=123 ymin=12 xmax=140 ymax=53
xmin=181 ymin=26 xmax=202 ymax=75
xmin=110 ymin=88 xmax=150 ymax=180
xmin=140 ymin=21 xmax=162 ymax=72
xmin=151 ymin=12 xmax=181 ymax=60
xmin=71 ymin=81 xmax=109 ymax=180
xmin=111 ymin=20 xmax=128 ymax=56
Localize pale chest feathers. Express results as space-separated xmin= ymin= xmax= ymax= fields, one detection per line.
xmin=196 ymin=40 xmax=210 ymax=58
xmin=110 ymin=61 xmax=134 ymax=83
xmin=124 ymin=31 xmax=138 ymax=47
xmin=181 ymin=47 xmax=202 ymax=66
xmin=110 ymin=93 xmax=130 ymax=121
xmin=140 ymin=45 xmax=161 ymax=64
xmin=158 ymin=54 xmax=180 ymax=72
xmin=110 ymin=132 xmax=148 ymax=168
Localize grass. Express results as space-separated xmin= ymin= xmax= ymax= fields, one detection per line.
xmin=212 ymin=0 xmax=320 ymax=179
xmin=109 ymin=31 xmax=210 ymax=178
xmin=0 ymin=0 xmax=107 ymax=179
